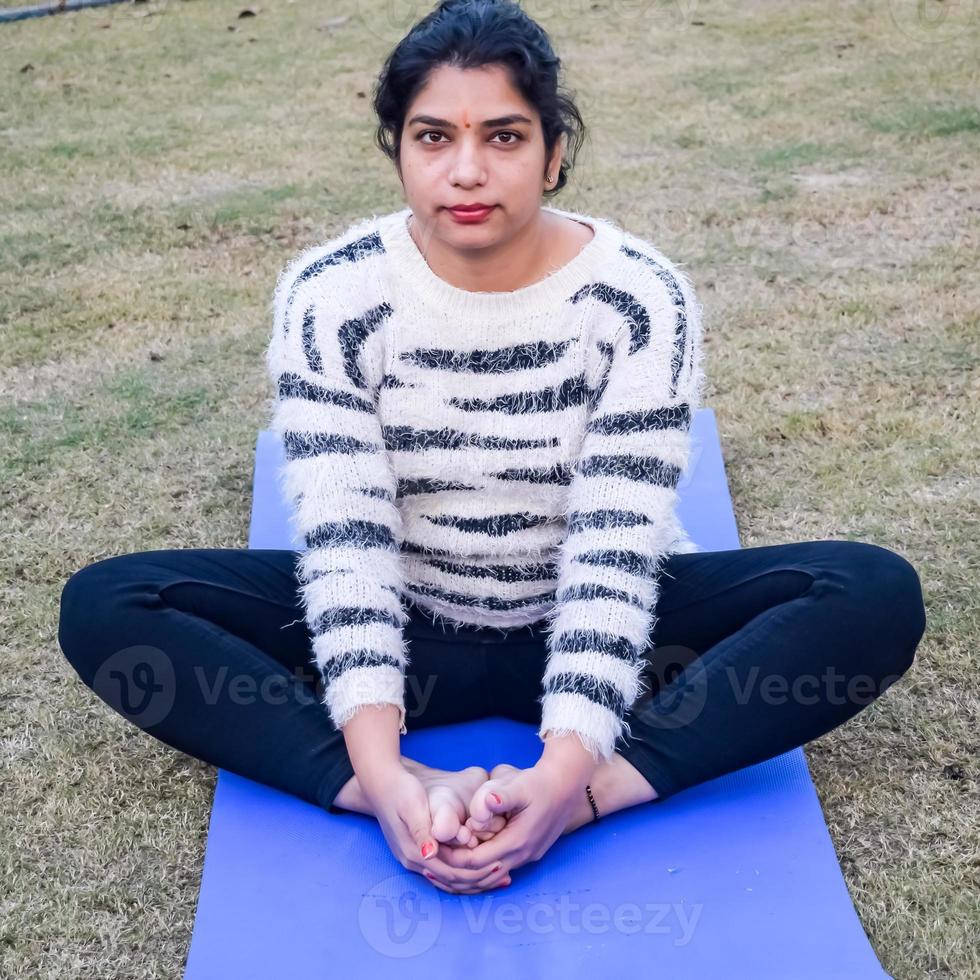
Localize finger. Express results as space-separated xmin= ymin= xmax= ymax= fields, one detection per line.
xmin=467 ymin=816 xmax=506 ymax=847
xmin=468 ymin=785 xmax=500 ymax=826
xmin=466 ymin=779 xmax=513 ymax=829
xmin=397 ymin=785 xmax=440 ymax=864
xmin=423 ymin=864 xmax=511 ymax=895
xmin=430 ymin=788 xmax=468 ymax=844
xmin=423 ymin=874 xmax=508 ymax=895
xmin=439 ymin=826 xmax=519 ymax=869
xmin=393 ymin=794 xmax=494 ymax=887
xmin=421 ymin=860 xmax=505 ymax=892
xmin=450 ymin=791 xmax=528 ymax=869
xmin=420 ymin=848 xmax=504 ymax=885
xmin=464 ymin=812 xmax=508 ymax=835
xmin=423 ymin=872 xmax=475 ymax=895
xmin=471 ymin=862 xmax=511 ymax=890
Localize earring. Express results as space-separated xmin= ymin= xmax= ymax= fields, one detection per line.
xmin=545 ymin=173 xmax=554 ymax=182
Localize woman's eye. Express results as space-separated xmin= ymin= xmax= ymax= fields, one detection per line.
xmin=417 ymin=130 xmax=523 ymax=145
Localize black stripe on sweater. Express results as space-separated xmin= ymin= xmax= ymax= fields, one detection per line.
xmin=398 ymin=476 xmax=479 ymax=496
xmin=556 ymin=583 xmax=645 ymax=608
xmin=401 ymin=339 xmax=575 ymax=373
xmin=422 ymin=512 xmax=554 ymax=535
xmin=339 ymin=302 xmax=393 ymax=391
xmin=405 ymin=581 xmax=556 ymax=612
xmin=588 ymin=403 xmax=691 ymax=436
xmin=283 ymin=231 xmax=384 ymax=337
xmin=283 ymin=431 xmax=381 ymax=459
xmin=570 ymin=282 xmax=651 ymax=355
xmin=542 ymin=671 xmax=628 ymax=719
xmin=570 ymin=548 xmax=661 ymax=577
xmin=320 ymin=649 xmax=403 ymax=685
xmin=360 ymin=486 xmax=394 ymax=500
xmin=577 ymin=453 xmax=682 ymax=488
xmin=301 ymin=305 xmax=321 ymax=374
xmin=490 ymin=463 xmax=573 ymax=485
xmin=567 ymin=508 xmax=655 ymax=532
xmin=277 ymin=371 xmax=375 ymax=414
xmin=382 ymin=425 xmax=560 ymax=453
xmin=621 ymin=244 xmax=690 ymax=396
xmin=449 ymin=374 xmax=589 ymax=413
xmin=424 ymin=557 xmax=559 ymax=583
xmin=309 ymin=605 xmax=403 ymax=638
xmin=304 ymin=518 xmax=398 ymax=552
xmin=547 ymin=628 xmax=639 ymax=663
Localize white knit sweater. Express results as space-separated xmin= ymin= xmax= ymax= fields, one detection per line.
xmin=265 ymin=204 xmax=706 ymax=762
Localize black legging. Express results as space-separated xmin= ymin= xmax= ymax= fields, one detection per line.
xmin=57 ymin=539 xmax=926 ymax=812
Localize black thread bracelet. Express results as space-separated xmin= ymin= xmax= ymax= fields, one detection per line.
xmin=585 ymin=784 xmax=600 ymax=822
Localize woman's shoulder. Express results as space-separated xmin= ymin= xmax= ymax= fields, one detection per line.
xmin=567 ymin=208 xmax=694 ymax=289
xmin=272 ymin=210 xmax=397 ymax=305
xmin=600 ymin=220 xmax=703 ymax=328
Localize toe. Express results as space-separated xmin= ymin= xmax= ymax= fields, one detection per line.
xmin=467 ymin=782 xmax=500 ymax=826
xmin=429 ymin=794 xmax=462 ymax=843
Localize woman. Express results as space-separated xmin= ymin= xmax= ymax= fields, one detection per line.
xmin=58 ymin=0 xmax=926 ymax=897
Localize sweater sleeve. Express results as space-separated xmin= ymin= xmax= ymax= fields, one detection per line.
xmin=537 ymin=254 xmax=706 ymax=762
xmin=264 ymin=247 xmax=410 ymax=736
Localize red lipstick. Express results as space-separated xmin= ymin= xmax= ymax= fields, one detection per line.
xmin=448 ymin=204 xmax=496 ymax=224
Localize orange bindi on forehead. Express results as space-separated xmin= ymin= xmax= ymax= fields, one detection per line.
xmin=463 ymin=109 xmax=470 ymax=128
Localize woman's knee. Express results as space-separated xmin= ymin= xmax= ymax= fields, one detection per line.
xmin=827 ymin=539 xmax=927 ymax=675
xmin=58 ymin=552 xmax=151 ymax=678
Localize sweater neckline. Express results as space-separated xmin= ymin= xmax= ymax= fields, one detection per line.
xmin=379 ymin=205 xmax=619 ymax=321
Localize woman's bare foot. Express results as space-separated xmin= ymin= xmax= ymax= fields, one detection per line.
xmin=462 ymin=763 xmax=520 ymax=846
xmin=331 ymin=757 xmax=496 ymax=847
xmin=464 ymin=754 xmax=659 ymax=840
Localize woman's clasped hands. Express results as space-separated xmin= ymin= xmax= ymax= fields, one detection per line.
xmin=355 ymin=733 xmax=599 ymax=895
xmin=430 ymin=760 xmax=587 ymax=893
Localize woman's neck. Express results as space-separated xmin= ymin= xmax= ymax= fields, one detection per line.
xmin=379 ymin=204 xmax=617 ymax=324
xmin=407 ymin=209 xmax=594 ymax=294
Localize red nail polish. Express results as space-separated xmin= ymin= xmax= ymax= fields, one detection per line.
xmin=421 ymin=842 xmax=435 ymax=859
xmin=492 ymin=865 xmax=501 ymax=873
xmin=424 ymin=871 xmax=435 ymax=880
xmin=489 ymin=793 xmax=502 ymax=805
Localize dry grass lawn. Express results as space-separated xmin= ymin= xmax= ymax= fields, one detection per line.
xmin=1 ymin=0 xmax=977 ymax=977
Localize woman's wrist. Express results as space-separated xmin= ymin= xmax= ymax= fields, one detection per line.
xmin=537 ymin=732 xmax=601 ymax=794
xmin=356 ymin=758 xmax=408 ymax=801
xmin=341 ymin=703 xmax=404 ymax=789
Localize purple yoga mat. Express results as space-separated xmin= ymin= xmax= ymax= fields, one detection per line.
xmin=183 ymin=409 xmax=890 ymax=978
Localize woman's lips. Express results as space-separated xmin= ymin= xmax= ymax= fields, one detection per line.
xmin=448 ymin=205 xmax=496 ymax=223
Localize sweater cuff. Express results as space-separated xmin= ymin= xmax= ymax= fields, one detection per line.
xmin=323 ymin=664 xmax=407 ymax=735
xmin=539 ymin=692 xmax=625 ymax=763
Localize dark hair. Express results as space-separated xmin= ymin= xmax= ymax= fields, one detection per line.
xmin=372 ymin=0 xmax=587 ymax=197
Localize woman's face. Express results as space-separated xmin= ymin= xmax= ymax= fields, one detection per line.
xmin=396 ymin=62 xmax=562 ymax=251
